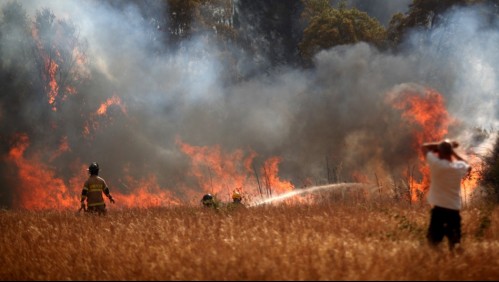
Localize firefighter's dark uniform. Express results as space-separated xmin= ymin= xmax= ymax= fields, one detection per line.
xmin=81 ymin=175 xmax=112 ymax=214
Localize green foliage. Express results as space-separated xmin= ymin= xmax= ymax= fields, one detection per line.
xmin=386 ymin=0 xmax=488 ymax=46
xmin=299 ymin=1 xmax=386 ymax=64
xmin=300 ymin=0 xmax=330 ymax=21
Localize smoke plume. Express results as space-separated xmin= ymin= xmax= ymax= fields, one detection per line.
xmin=0 ymin=0 xmax=497 ymax=208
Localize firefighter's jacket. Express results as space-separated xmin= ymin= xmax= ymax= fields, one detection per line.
xmin=81 ymin=175 xmax=111 ymax=207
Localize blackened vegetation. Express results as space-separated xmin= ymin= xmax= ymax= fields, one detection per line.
xmin=481 ymin=133 xmax=499 ymax=203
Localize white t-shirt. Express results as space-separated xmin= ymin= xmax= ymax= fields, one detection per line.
xmin=426 ymin=152 xmax=470 ymax=210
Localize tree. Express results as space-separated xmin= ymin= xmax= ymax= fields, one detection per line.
xmin=299 ymin=0 xmax=386 ymax=64
xmin=31 ymin=8 xmax=89 ymax=112
xmin=301 ymin=0 xmax=331 ymax=21
xmin=195 ymin=0 xmax=236 ymax=42
xmin=233 ymin=0 xmax=305 ymax=70
xmin=386 ymin=0 xmax=477 ymax=46
xmin=0 ymin=2 xmax=90 ymax=171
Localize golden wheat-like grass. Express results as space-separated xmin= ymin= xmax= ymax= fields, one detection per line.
xmin=0 ymin=199 xmax=498 ymax=281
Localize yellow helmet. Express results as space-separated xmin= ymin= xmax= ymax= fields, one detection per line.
xmin=232 ymin=191 xmax=242 ymax=200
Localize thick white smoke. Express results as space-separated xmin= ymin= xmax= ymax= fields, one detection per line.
xmin=2 ymin=0 xmax=497 ymax=206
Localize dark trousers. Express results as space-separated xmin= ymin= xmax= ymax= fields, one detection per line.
xmin=87 ymin=205 xmax=107 ymax=215
xmin=427 ymin=206 xmax=461 ymax=250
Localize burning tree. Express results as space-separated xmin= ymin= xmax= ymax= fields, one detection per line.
xmin=31 ymin=8 xmax=89 ymax=112
xmin=0 ymin=3 xmax=91 ymax=209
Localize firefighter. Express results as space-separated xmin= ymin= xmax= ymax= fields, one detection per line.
xmin=201 ymin=193 xmax=215 ymax=208
xmin=81 ymin=162 xmax=115 ymax=215
xmin=228 ymin=190 xmax=246 ymax=210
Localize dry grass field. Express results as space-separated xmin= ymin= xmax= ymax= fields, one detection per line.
xmin=0 ymin=197 xmax=498 ymax=281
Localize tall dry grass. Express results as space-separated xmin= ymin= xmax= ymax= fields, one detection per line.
xmin=0 ymin=198 xmax=498 ymax=280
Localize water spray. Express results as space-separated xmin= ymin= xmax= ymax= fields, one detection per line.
xmin=249 ymin=182 xmax=378 ymax=207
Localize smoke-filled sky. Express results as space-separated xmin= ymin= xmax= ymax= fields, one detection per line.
xmin=1 ymin=0 xmax=498 ymax=208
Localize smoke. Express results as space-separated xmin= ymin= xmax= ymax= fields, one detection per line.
xmin=402 ymin=5 xmax=499 ymax=143
xmin=0 ymin=0 xmax=497 ymax=207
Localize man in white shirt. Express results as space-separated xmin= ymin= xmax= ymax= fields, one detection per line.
xmin=422 ymin=139 xmax=471 ymax=252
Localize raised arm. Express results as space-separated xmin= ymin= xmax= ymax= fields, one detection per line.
xmin=422 ymin=139 xmax=461 ymax=159
xmin=421 ymin=142 xmax=439 ymax=158
xmin=451 ymin=149 xmax=472 ymax=173
xmin=452 ymin=150 xmax=465 ymax=162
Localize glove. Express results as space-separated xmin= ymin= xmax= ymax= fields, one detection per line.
xmin=80 ymin=202 xmax=85 ymax=209
xmin=109 ymin=196 xmax=115 ymax=204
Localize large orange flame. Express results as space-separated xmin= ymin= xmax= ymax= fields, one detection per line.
xmin=6 ymin=133 xmax=79 ymax=210
xmin=387 ymin=85 xmax=481 ymax=202
xmin=389 ymin=86 xmax=451 ymax=200
xmin=113 ymin=168 xmax=182 ymax=208
xmin=6 ymin=132 xmax=183 ymax=210
xmin=7 ymin=131 xmax=297 ymax=209
xmin=390 ymin=86 xmax=452 ymax=146
xmin=260 ymin=156 xmax=294 ymax=197
xmin=176 ymin=137 xmax=294 ymax=202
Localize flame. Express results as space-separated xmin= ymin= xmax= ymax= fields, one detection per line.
xmin=31 ymin=26 xmax=60 ymax=111
xmin=114 ymin=170 xmax=182 ymax=208
xmin=461 ymin=153 xmax=483 ymax=202
xmin=83 ymin=94 xmax=127 ymax=138
xmin=390 ymin=86 xmax=452 ymax=146
xmin=389 ymin=86 xmax=451 ymax=200
xmin=387 ymin=85 xmax=482 ymax=202
xmin=31 ymin=17 xmax=87 ymax=112
xmin=6 ymin=132 xmax=183 ymax=210
xmin=97 ymin=95 xmax=127 ymax=115
xmin=46 ymin=59 xmax=59 ymax=111
xmin=176 ymin=137 xmax=294 ymax=202
xmin=260 ymin=156 xmax=294 ymax=196
xmin=5 ymin=133 xmax=79 ymax=210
